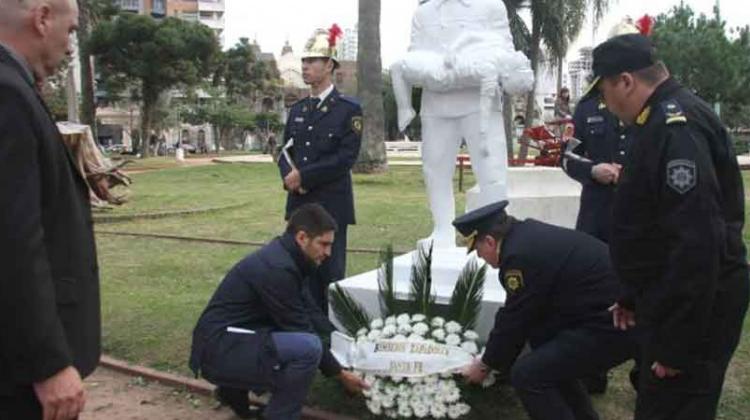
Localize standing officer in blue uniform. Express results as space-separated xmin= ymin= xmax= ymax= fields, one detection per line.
xmin=563 ymin=89 xmax=631 ymax=243
xmin=279 ymin=26 xmax=363 ymax=311
xmin=189 ymin=204 xmax=367 ymax=419
xmin=457 ymin=201 xmax=637 ymax=420
xmin=592 ymin=33 xmax=749 ymax=419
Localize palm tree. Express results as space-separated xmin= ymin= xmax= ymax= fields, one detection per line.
xmin=354 ymin=0 xmax=388 ymax=173
xmin=515 ymin=0 xmax=609 ymax=162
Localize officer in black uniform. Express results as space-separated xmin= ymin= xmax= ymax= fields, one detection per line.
xmin=279 ymin=27 xmax=363 ymax=312
xmin=456 ymin=201 xmax=637 ymax=420
xmin=592 ymin=33 xmax=749 ymax=419
xmin=562 ymin=88 xmax=634 ymax=395
xmin=189 ymin=204 xmax=367 ymax=420
xmin=563 ymin=89 xmax=631 ymax=243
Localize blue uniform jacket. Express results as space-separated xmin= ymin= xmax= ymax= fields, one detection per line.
xmin=562 ymin=94 xmax=631 ymax=242
xmin=481 ymin=219 xmax=623 ymax=372
xmin=279 ymin=88 xmax=362 ymax=225
xmin=189 ymin=233 xmax=342 ymax=389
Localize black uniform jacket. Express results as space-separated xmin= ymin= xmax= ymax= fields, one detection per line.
xmin=189 ymin=233 xmax=342 ymax=387
xmin=611 ymin=78 xmax=749 ymax=370
xmin=0 ymin=46 xmax=101 ymax=393
xmin=563 ymin=94 xmax=630 ymax=242
xmin=481 ymin=219 xmax=622 ymax=372
xmin=278 ymin=88 xmax=362 ymax=225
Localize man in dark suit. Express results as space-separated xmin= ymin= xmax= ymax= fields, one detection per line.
xmin=0 ymin=1 xmax=100 ymax=419
xmin=279 ymin=27 xmax=362 ymax=312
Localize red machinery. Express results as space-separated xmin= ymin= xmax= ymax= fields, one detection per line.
xmin=510 ymin=119 xmax=574 ymax=167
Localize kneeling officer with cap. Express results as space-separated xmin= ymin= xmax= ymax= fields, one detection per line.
xmin=189 ymin=204 xmax=368 ymax=419
xmin=456 ymin=201 xmax=637 ymax=420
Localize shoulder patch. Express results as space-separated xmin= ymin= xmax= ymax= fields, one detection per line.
xmin=666 ymin=159 xmax=697 ymax=194
xmin=661 ymin=99 xmax=687 ymax=125
xmin=503 ymin=269 xmax=524 ymax=294
xmin=351 ymin=116 xmax=363 ymax=136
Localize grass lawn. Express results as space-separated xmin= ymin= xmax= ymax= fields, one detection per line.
xmin=96 ymin=163 xmax=750 ymax=419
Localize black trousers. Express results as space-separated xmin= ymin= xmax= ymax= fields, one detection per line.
xmin=0 ymin=386 xmax=42 ymax=420
xmin=510 ymin=327 xmax=638 ymax=420
xmin=634 ymin=274 xmax=749 ymax=420
xmin=307 ymin=224 xmax=348 ymax=312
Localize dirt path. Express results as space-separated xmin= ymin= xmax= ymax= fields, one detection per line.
xmin=81 ymin=367 xmax=237 ymax=420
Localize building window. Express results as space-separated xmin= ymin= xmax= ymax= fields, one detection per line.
xmin=119 ymin=0 xmax=140 ymax=11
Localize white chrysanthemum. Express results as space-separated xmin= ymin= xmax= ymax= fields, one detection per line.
xmin=356 ymin=327 xmax=368 ymax=337
xmin=384 ymin=315 xmax=397 ymax=326
xmin=423 ymin=375 xmax=438 ymax=385
xmin=384 ymin=384 xmax=398 ymax=395
xmin=445 ymin=387 xmax=461 ymax=403
xmin=408 ymin=333 xmax=423 ymax=341
xmin=392 ymin=334 xmax=407 ymax=341
xmin=398 ymin=404 xmax=414 ymax=418
xmin=407 ymin=376 xmax=422 ymax=385
xmin=412 ymin=322 xmax=430 ymax=336
xmin=412 ymin=401 xmax=429 ymax=418
xmin=370 ymin=318 xmax=384 ymax=330
xmin=431 ymin=328 xmax=446 ymax=341
xmin=391 ymin=375 xmax=404 ymax=383
xmin=431 ymin=317 xmax=445 ymax=328
xmin=456 ymin=402 xmax=471 ymax=415
xmin=386 ymin=408 xmax=398 ymax=419
xmin=448 ymin=403 xmax=464 ymax=419
xmin=381 ymin=395 xmax=395 ymax=408
xmin=431 ymin=402 xmax=448 ymax=418
xmin=461 ymin=341 xmax=479 ymax=354
xmin=382 ymin=324 xmax=397 ymax=338
xmin=412 ymin=313 xmax=427 ymax=323
xmin=445 ymin=333 xmax=461 ymax=346
xmin=397 ymin=313 xmax=412 ymax=325
xmin=367 ymin=399 xmax=382 ymax=415
xmin=398 ymin=323 xmax=413 ymax=335
xmin=463 ymin=330 xmax=479 ymax=341
xmin=367 ymin=329 xmax=382 ymax=341
xmin=440 ymin=370 xmax=453 ymax=378
xmin=444 ymin=321 xmax=462 ymax=334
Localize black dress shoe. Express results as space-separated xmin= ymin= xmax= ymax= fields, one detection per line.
xmin=214 ymin=386 xmax=262 ymax=419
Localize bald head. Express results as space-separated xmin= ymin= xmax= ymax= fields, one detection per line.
xmin=0 ymin=0 xmax=78 ymax=79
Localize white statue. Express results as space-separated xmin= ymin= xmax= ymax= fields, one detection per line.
xmin=391 ymin=0 xmax=533 ymax=248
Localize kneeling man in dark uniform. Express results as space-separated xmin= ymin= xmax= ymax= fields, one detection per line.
xmin=457 ymin=201 xmax=637 ymax=420
xmin=189 ymin=204 xmax=367 ymax=419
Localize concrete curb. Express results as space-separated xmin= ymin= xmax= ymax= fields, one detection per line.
xmin=99 ymin=355 xmax=357 ymax=420
xmin=92 ymin=202 xmax=250 ymax=224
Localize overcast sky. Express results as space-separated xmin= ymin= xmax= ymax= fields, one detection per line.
xmin=225 ymin=0 xmax=750 ymax=67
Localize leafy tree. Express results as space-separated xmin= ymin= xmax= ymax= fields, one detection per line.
xmin=653 ymin=4 xmax=750 ymax=128
xmin=355 ymin=0 xmax=388 ymax=173
xmin=214 ymin=38 xmax=281 ymax=104
xmin=89 ymin=13 xmax=219 ymax=156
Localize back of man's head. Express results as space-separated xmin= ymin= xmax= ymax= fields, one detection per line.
xmin=286 ymin=203 xmax=337 ymax=239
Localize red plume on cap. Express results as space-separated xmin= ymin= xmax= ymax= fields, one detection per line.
xmin=328 ymin=24 xmax=343 ymax=48
xmin=635 ymin=15 xmax=654 ymax=36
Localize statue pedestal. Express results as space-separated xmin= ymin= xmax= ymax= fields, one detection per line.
xmin=467 ymin=166 xmax=581 ymax=228
xmin=331 ymin=167 xmax=581 ymax=340
xmin=330 ymin=247 xmax=503 ymax=339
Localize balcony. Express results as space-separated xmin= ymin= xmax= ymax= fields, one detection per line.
xmin=198 ymin=0 xmax=225 ymax=13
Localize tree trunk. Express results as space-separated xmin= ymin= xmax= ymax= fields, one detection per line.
xmin=520 ymin=18 xmax=542 ymax=162
xmin=502 ymin=92 xmax=515 ymax=163
xmin=556 ymin=56 xmax=564 ymax=94
xmin=140 ymin=88 xmax=157 ymax=158
xmin=353 ymin=0 xmax=388 ymax=173
xmin=77 ymin=0 xmax=97 ymax=139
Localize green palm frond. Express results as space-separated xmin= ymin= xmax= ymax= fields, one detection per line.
xmin=448 ymin=258 xmax=488 ymax=331
xmin=377 ymin=244 xmax=398 ymax=317
xmin=409 ymin=242 xmax=436 ymax=316
xmin=330 ymin=284 xmax=371 ymax=336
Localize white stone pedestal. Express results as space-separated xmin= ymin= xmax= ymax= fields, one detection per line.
xmin=467 ymin=166 xmax=581 ymax=228
xmin=330 ymin=247 xmax=504 ymax=339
